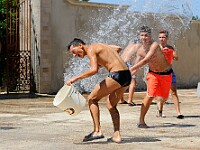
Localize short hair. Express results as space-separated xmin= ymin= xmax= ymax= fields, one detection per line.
xmin=139 ymin=25 xmax=151 ymax=35
xmin=67 ymin=38 xmax=86 ymax=50
xmin=159 ymin=30 xmax=169 ymax=37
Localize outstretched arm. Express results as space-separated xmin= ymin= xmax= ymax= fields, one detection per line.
xmin=131 ymin=42 xmax=158 ymax=71
xmin=129 ymin=50 xmax=142 ymax=75
xmin=121 ymin=43 xmax=138 ymax=62
xmin=66 ymin=49 xmax=98 ymax=85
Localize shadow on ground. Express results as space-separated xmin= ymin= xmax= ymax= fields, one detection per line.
xmin=153 ymin=123 xmax=196 ymax=128
xmin=74 ymin=137 xmax=161 ymax=145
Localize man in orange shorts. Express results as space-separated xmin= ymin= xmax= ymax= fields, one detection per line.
xmin=130 ymin=26 xmax=172 ymax=128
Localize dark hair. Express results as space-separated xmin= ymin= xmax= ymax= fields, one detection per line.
xmin=67 ymin=38 xmax=86 ymax=50
xmin=159 ymin=30 xmax=169 ymax=37
xmin=139 ymin=25 xmax=151 ymax=35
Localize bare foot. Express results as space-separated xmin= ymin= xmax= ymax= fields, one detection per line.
xmin=107 ymin=137 xmax=121 ymax=143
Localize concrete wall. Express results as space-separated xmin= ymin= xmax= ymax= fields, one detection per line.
xmin=32 ymin=0 xmax=200 ymax=93
xmin=174 ymin=22 xmax=200 ymax=88
xmin=30 ymin=0 xmax=41 ymax=92
xmin=49 ymin=0 xmax=118 ymax=93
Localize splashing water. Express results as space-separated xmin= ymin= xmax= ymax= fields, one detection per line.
xmin=64 ymin=0 xmax=193 ymax=93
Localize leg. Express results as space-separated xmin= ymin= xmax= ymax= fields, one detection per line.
xmin=138 ymin=73 xmax=156 ymax=126
xmin=139 ymin=95 xmax=154 ymax=126
xmin=119 ymin=86 xmax=129 ymax=104
xmin=156 ymin=97 xmax=167 ymax=118
xmin=86 ymin=77 xmax=121 ymax=139
xmin=171 ymin=84 xmax=184 ymax=118
xmin=156 ymin=74 xmax=172 ymax=118
xmin=127 ymin=78 xmax=136 ymax=105
xmin=107 ymin=86 xmax=127 ymax=143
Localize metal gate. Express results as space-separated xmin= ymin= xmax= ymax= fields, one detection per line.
xmin=5 ymin=0 xmax=32 ymax=93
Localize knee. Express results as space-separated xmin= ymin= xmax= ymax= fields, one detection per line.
xmin=171 ymin=90 xmax=177 ymax=96
xmin=87 ymin=95 xmax=98 ymax=104
xmin=106 ymin=102 xmax=116 ymax=111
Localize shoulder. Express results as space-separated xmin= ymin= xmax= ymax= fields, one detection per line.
xmin=90 ymin=43 xmax=102 ymax=47
xmin=135 ymin=43 xmax=142 ymax=49
xmin=166 ymin=45 xmax=174 ymax=50
xmin=152 ymin=41 xmax=159 ymax=46
xmin=124 ymin=43 xmax=140 ymax=51
xmin=150 ymin=41 xmax=160 ymax=50
xmin=89 ymin=43 xmax=104 ymax=50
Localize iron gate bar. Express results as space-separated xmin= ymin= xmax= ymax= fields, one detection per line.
xmin=5 ymin=0 xmax=32 ymax=94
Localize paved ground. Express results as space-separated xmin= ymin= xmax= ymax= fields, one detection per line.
xmin=0 ymin=89 xmax=200 ymax=150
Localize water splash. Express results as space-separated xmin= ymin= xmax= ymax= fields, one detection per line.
xmin=64 ymin=0 xmax=193 ymax=93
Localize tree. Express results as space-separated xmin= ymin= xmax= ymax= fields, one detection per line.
xmin=0 ymin=0 xmax=6 ymax=44
xmin=192 ymin=15 xmax=200 ymax=20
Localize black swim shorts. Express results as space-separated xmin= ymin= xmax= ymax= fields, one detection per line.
xmin=108 ymin=70 xmax=131 ymax=87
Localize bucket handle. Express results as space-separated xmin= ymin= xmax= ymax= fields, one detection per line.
xmin=68 ymin=84 xmax=79 ymax=97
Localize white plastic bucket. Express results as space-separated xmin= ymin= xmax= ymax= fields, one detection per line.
xmin=53 ymin=85 xmax=87 ymax=116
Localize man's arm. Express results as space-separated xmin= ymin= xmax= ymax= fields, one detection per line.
xmin=173 ymin=50 xmax=179 ymax=61
xmin=121 ymin=43 xmax=138 ymax=62
xmin=129 ymin=50 xmax=142 ymax=75
xmin=130 ymin=42 xmax=158 ymax=71
xmin=66 ymin=49 xmax=98 ymax=85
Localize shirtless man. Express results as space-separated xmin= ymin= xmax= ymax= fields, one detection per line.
xmin=130 ymin=26 xmax=172 ymax=128
xmin=158 ymin=30 xmax=184 ymax=119
xmin=67 ymin=38 xmax=131 ymax=143
xmin=119 ymin=42 xmax=141 ymax=106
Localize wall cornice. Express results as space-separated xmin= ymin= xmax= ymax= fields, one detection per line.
xmin=65 ymin=0 xmax=129 ymax=9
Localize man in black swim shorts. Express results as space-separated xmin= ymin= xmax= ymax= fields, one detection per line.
xmin=67 ymin=38 xmax=131 ymax=143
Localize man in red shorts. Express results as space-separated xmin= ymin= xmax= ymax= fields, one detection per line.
xmin=130 ymin=26 xmax=172 ymax=128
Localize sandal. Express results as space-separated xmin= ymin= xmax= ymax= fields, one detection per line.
xmin=128 ymin=102 xmax=136 ymax=106
xmin=156 ymin=110 xmax=166 ymax=118
xmin=177 ymin=115 xmax=184 ymax=119
xmin=83 ymin=132 xmax=104 ymax=142
xmin=119 ymin=101 xmax=128 ymax=104
xmin=137 ymin=123 xmax=149 ymax=128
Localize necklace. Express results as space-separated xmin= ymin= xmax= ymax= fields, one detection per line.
xmin=143 ymin=40 xmax=153 ymax=52
xmin=143 ymin=45 xmax=150 ymax=52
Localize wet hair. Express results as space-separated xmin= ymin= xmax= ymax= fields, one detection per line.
xmin=159 ymin=30 xmax=169 ymax=37
xmin=139 ymin=25 xmax=151 ymax=35
xmin=67 ymin=38 xmax=86 ymax=50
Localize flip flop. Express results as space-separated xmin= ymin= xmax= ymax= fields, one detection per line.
xmin=128 ymin=103 xmax=136 ymax=106
xmin=83 ymin=132 xmax=104 ymax=142
xmin=137 ymin=123 xmax=149 ymax=128
xmin=177 ymin=115 xmax=184 ymax=119
xmin=156 ymin=113 xmax=166 ymax=118
xmin=107 ymin=137 xmax=121 ymax=144
xmin=119 ymin=101 xmax=128 ymax=104
xmin=156 ymin=107 xmax=166 ymax=118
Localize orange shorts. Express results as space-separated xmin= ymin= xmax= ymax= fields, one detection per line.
xmin=146 ymin=72 xmax=172 ymax=99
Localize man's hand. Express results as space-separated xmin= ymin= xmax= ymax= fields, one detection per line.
xmin=66 ymin=78 xmax=76 ymax=86
xmin=131 ymin=69 xmax=138 ymax=76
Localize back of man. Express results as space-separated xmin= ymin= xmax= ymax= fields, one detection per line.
xmin=89 ymin=43 xmax=128 ymax=72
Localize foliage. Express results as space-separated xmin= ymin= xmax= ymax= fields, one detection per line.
xmin=192 ymin=15 xmax=200 ymax=21
xmin=0 ymin=0 xmax=6 ymax=44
